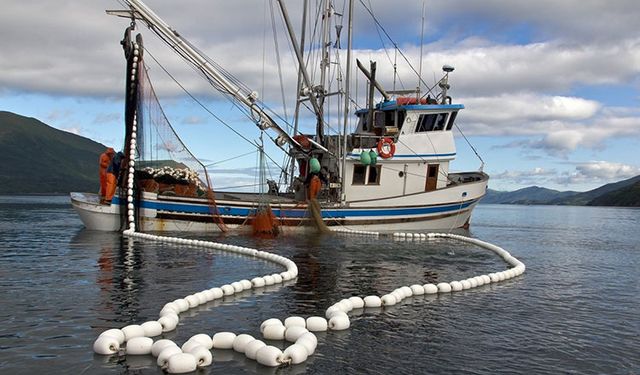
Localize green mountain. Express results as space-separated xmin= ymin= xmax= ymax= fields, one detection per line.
xmin=483 ymin=186 xmax=578 ymax=205
xmin=0 ymin=111 xmax=109 ymax=194
xmin=484 ymin=175 xmax=640 ymax=207
xmin=551 ymin=175 xmax=640 ymax=205
xmin=587 ymin=180 xmax=640 ymax=206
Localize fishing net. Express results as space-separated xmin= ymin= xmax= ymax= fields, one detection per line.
xmin=133 ymin=58 xmax=227 ymax=232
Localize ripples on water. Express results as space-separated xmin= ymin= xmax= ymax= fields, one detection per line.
xmin=0 ymin=196 xmax=638 ymax=374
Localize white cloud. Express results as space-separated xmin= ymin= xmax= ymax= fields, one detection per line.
xmin=493 ymin=161 xmax=640 ymax=190
xmin=574 ymin=161 xmax=640 ymax=181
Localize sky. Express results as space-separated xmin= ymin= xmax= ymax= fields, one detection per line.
xmin=1 ymin=0 xmax=639 ymax=192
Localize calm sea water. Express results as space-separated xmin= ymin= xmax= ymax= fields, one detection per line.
xmin=0 ymin=196 xmax=638 ymax=374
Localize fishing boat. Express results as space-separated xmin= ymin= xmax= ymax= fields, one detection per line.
xmin=71 ymin=0 xmax=488 ymax=233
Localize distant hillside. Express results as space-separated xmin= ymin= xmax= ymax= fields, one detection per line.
xmin=484 ymin=175 xmax=640 ymax=207
xmin=0 ymin=111 xmax=109 ymax=194
xmin=483 ymin=186 xmax=578 ymax=205
xmin=587 ymin=181 xmax=640 ymax=206
xmin=550 ymin=175 xmax=640 ymax=205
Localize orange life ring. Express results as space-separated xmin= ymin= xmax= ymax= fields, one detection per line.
xmin=377 ymin=137 xmax=396 ymax=159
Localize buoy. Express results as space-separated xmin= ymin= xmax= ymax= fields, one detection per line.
xmin=328 ymin=314 xmax=350 ymax=330
xmin=231 ymin=281 xmax=244 ymax=293
xmin=158 ymin=316 xmax=178 ymax=332
xmin=212 ymin=332 xmax=236 ymax=349
xmin=450 ymin=281 xmax=463 ymax=292
xmin=256 ymin=345 xmax=284 ymax=367
xmin=284 ymin=326 xmax=308 ymax=342
xmin=195 ymin=292 xmax=208 ymax=304
xmin=305 ymin=316 xmax=328 ymax=332
xmin=348 ymin=296 xmax=365 ymax=309
xmin=422 ymin=284 xmax=438 ymax=294
xmin=400 ymin=286 xmax=413 ymax=298
xmin=156 ymin=346 xmax=182 ymax=367
xmin=271 ymin=274 xmax=283 ymax=284
xmin=187 ymin=334 xmax=213 ymax=350
xmin=185 ymin=295 xmax=199 ymax=308
xmin=126 ymin=337 xmax=153 ymax=355
xmin=284 ymin=316 xmax=305 ymax=328
xmin=244 ymin=340 xmax=266 ymax=360
xmin=296 ymin=332 xmax=318 ymax=355
xmin=264 ymin=275 xmax=275 ymax=285
xmin=437 ymin=282 xmax=452 ymax=293
xmin=338 ymin=299 xmax=354 ymax=312
xmin=210 ymin=288 xmax=224 ymax=299
xmin=232 ymin=334 xmax=255 ymax=353
xmin=461 ymin=280 xmax=472 ymax=290
xmin=221 ymin=284 xmax=235 ymax=295
xmin=141 ymin=321 xmax=163 ymax=337
xmin=93 ymin=336 xmax=120 ymax=355
xmin=260 ymin=318 xmax=283 ymax=334
xmin=122 ymin=325 xmax=145 ymax=341
xmin=160 ymin=306 xmax=178 ymax=317
xmin=489 ymin=273 xmax=500 ymax=283
xmin=410 ymin=284 xmax=425 ymax=295
xmin=381 ymin=294 xmax=397 ymax=306
xmin=263 ymin=324 xmax=286 ymax=341
xmin=181 ymin=340 xmax=202 ymax=353
xmin=481 ymin=275 xmax=491 ymax=285
xmin=363 ymin=295 xmax=382 ymax=307
xmin=391 ymin=290 xmax=404 ymax=303
xmin=325 ymin=305 xmax=343 ymax=319
xmin=185 ymin=345 xmax=212 ymax=367
xmin=166 ymin=352 xmax=197 ymax=373
xmin=173 ymin=299 xmax=189 ymax=312
xmin=98 ymin=329 xmax=125 ymax=345
xmin=252 ymin=277 xmax=266 ymax=288
xmin=151 ymin=339 xmax=177 ymax=357
xmin=240 ymin=279 xmax=252 ymax=289
xmin=282 ymin=343 xmax=309 ymax=365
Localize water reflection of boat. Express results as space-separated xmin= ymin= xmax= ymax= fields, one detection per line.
xmin=71 ymin=0 xmax=488 ymax=233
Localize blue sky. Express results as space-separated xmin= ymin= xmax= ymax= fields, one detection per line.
xmin=1 ymin=0 xmax=639 ymax=192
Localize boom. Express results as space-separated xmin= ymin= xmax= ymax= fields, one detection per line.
xmin=120 ymin=0 xmax=304 ymax=153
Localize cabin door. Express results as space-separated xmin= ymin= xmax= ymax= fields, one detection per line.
xmin=425 ymin=164 xmax=439 ymax=192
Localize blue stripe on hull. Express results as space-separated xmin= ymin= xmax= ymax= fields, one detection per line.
xmin=114 ymin=196 xmax=477 ymax=219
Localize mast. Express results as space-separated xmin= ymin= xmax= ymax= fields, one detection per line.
xmin=317 ymin=0 xmax=332 ymax=145
xmin=275 ymin=0 xmax=324 ymax=144
xmin=340 ymin=0 xmax=354 ymax=203
xmin=121 ymin=0 xmax=304 ymax=153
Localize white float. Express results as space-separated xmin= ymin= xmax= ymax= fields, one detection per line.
xmin=93 ymin=336 xmax=120 ymax=355
xmin=244 ymin=340 xmax=267 ymax=360
xmin=151 ymin=339 xmax=177 ymax=357
xmin=157 ymin=346 xmax=182 ymax=367
xmin=256 ymin=345 xmax=284 ymax=367
xmin=212 ymin=332 xmax=236 ymax=349
xmin=126 ymin=337 xmax=153 ymax=355
xmin=232 ymin=334 xmax=255 ymax=353
xmin=283 ymin=344 xmax=308 ymax=365
xmin=166 ymin=352 xmax=197 ymax=373
xmin=305 ymin=316 xmax=328 ymax=332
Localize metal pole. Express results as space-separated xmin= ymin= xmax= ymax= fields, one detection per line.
xmin=340 ymin=0 xmax=354 ymax=203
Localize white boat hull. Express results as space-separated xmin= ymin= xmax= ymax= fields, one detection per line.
xmin=71 ymin=174 xmax=487 ymax=233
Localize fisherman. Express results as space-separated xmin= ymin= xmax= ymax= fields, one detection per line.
xmin=104 ymin=151 xmax=125 ymax=205
xmin=305 ymin=163 xmax=328 ymax=200
xmin=98 ymin=147 xmax=115 ymax=204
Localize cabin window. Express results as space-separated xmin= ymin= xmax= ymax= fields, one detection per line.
xmin=353 ymin=165 xmax=366 ymax=184
xmin=352 ymin=165 xmax=382 ymax=185
xmin=433 ymin=113 xmax=448 ymax=131
xmin=446 ymin=111 xmax=458 ymax=131
xmin=368 ymin=165 xmax=381 ymax=185
xmin=416 ymin=113 xmax=448 ymax=132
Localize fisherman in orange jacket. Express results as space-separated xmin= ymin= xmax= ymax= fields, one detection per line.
xmin=99 ymin=148 xmax=115 ymax=204
xmin=104 ymin=151 xmax=125 ymax=204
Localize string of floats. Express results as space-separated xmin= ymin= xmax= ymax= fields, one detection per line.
xmin=94 ymin=45 xmax=525 ymax=371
